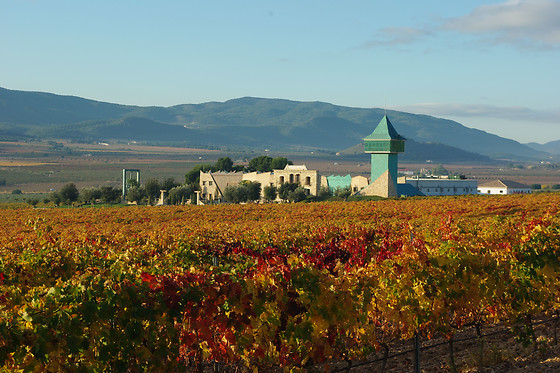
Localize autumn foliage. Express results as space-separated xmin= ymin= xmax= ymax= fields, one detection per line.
xmin=1 ymin=193 xmax=560 ymax=371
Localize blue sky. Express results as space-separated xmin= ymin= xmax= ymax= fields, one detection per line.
xmin=2 ymin=0 xmax=559 ymax=143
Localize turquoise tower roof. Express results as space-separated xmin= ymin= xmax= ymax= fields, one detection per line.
xmin=364 ymin=115 xmax=405 ymax=141
xmin=364 ymin=115 xmax=405 ymax=153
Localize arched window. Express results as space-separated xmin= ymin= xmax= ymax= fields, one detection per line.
xmin=279 ymin=176 xmax=285 ymax=184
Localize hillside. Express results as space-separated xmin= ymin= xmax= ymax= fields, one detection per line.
xmin=339 ymin=139 xmax=493 ymax=163
xmin=526 ymin=140 xmax=560 ymax=155
xmin=0 ymin=87 xmax=548 ymax=160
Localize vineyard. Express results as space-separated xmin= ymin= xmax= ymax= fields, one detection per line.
xmin=1 ymin=193 xmax=560 ymax=371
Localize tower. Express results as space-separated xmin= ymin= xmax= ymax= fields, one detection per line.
xmin=360 ymin=115 xmax=405 ymax=198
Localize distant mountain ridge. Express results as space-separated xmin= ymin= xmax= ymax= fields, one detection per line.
xmin=526 ymin=140 xmax=560 ymax=155
xmin=0 ymin=87 xmax=551 ymax=161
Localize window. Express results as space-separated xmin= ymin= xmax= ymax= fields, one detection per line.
xmin=289 ymin=174 xmax=294 ymax=183
xmin=279 ymin=176 xmax=285 ymax=184
xmin=209 ymin=181 xmax=213 ymax=186
xmin=295 ymin=174 xmax=300 ymax=184
xmin=202 ymin=181 xmax=207 ymax=185
xmin=305 ymin=176 xmax=311 ymax=186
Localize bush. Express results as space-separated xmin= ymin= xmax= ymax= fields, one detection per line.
xmin=287 ymin=186 xmax=307 ymax=203
xmin=11 ymin=189 xmax=23 ymax=195
xmin=223 ymin=181 xmax=261 ymax=203
xmin=263 ymin=185 xmax=277 ymax=202
xmin=334 ymin=186 xmax=352 ymax=201
xmin=278 ymin=183 xmax=299 ymax=201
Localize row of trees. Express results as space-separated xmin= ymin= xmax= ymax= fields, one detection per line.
xmin=49 ymin=184 xmax=122 ymax=206
xmin=185 ymin=156 xmax=291 ymax=185
xmin=222 ymin=182 xmax=309 ymax=203
xmin=48 ymin=177 xmax=196 ymax=206
xmin=124 ymin=177 xmax=195 ymax=205
xmin=221 ymin=182 xmax=351 ymax=203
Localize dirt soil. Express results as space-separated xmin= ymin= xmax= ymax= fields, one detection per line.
xmin=331 ymin=317 xmax=560 ymax=373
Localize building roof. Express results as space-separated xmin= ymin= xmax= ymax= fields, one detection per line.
xmin=397 ymin=183 xmax=425 ymax=197
xmin=478 ymin=179 xmax=530 ymax=189
xmin=364 ymin=115 xmax=405 ymax=141
xmin=284 ymin=164 xmax=308 ymax=171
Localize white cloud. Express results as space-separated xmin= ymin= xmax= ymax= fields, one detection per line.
xmin=363 ymin=1 xmax=560 ymax=50
xmin=444 ymin=0 xmax=560 ymax=48
xmin=363 ymin=27 xmax=431 ymax=47
xmin=389 ymin=102 xmax=560 ymax=123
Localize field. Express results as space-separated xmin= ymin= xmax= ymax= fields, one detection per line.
xmin=1 ymin=193 xmax=560 ymax=371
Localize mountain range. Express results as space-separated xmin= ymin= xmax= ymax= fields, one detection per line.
xmin=0 ymin=87 xmax=556 ymax=162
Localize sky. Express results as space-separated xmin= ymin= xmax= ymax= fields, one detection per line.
xmin=2 ymin=0 xmax=559 ymax=143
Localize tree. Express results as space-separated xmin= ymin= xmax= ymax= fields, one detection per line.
xmin=59 ymin=183 xmax=79 ymax=205
xmin=288 ymin=186 xmax=307 ymax=203
xmin=223 ymin=185 xmax=247 ymax=204
xmin=161 ymin=177 xmax=179 ymax=192
xmin=247 ymin=156 xmax=273 ymax=173
xmin=278 ymin=182 xmax=299 ymax=201
xmin=215 ymin=157 xmax=234 ymax=172
xmin=432 ymin=164 xmax=449 ymax=176
xmin=99 ymin=186 xmax=122 ymax=204
xmin=50 ymin=191 xmax=62 ymax=206
xmin=144 ymin=178 xmax=161 ymax=204
xmin=126 ymin=186 xmax=146 ymax=204
xmin=127 ymin=178 xmax=140 ymax=188
xmin=263 ymin=185 xmax=277 ymax=202
xmin=334 ymin=186 xmax=352 ymax=201
xmin=185 ymin=164 xmax=213 ymax=185
xmin=168 ymin=185 xmax=194 ymax=205
xmin=80 ymin=187 xmax=102 ymax=205
xmin=243 ymin=181 xmax=261 ymax=201
xmin=271 ymin=157 xmax=291 ymax=170
xmin=317 ymin=186 xmax=332 ymax=197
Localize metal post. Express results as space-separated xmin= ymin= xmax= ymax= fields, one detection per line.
xmin=414 ymin=333 xmax=420 ymax=373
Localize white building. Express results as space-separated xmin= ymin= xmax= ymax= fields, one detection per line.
xmin=402 ymin=177 xmax=478 ymax=196
xmin=478 ymin=180 xmax=531 ymax=195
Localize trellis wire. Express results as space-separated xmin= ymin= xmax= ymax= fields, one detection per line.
xmin=331 ymin=315 xmax=558 ymax=373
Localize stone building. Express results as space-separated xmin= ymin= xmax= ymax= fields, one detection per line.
xmin=199 ymin=171 xmax=243 ymax=201
xmin=273 ymin=165 xmax=320 ymax=196
xmin=199 ymin=164 xmax=321 ymax=203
